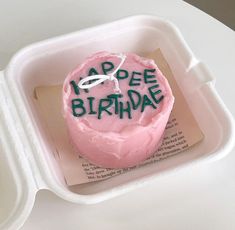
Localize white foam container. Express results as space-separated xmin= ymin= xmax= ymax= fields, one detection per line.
xmin=0 ymin=15 xmax=234 ymax=230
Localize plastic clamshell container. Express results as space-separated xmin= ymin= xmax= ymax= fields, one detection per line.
xmin=0 ymin=15 xmax=234 ymax=230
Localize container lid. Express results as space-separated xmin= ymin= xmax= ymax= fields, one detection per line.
xmin=0 ymin=71 xmax=36 ymax=230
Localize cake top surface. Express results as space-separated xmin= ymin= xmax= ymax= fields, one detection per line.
xmin=63 ymin=51 xmax=173 ymax=133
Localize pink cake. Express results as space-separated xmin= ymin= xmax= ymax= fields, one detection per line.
xmin=63 ymin=51 xmax=174 ymax=168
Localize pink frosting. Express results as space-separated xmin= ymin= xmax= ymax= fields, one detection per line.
xmin=63 ymin=51 xmax=174 ymax=168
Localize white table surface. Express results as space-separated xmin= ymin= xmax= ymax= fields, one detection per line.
xmin=1 ymin=0 xmax=235 ymax=229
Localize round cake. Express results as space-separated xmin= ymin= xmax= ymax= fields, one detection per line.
xmin=63 ymin=51 xmax=174 ymax=168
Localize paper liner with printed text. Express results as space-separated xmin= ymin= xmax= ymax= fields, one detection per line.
xmin=34 ymin=49 xmax=204 ymax=185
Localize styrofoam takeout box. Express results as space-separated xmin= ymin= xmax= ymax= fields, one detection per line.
xmin=0 ymin=15 xmax=234 ymax=229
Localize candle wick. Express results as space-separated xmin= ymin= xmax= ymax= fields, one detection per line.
xmin=78 ymin=53 xmax=126 ymax=93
